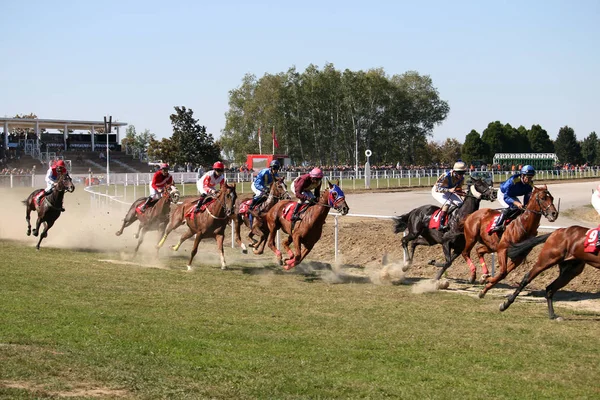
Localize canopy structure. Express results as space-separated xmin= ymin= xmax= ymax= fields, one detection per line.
xmin=1 ymin=117 xmax=128 ymax=151
xmin=492 ymin=153 xmax=559 ymax=170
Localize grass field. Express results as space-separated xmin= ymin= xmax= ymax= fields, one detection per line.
xmin=1 ymin=239 xmax=599 ymax=399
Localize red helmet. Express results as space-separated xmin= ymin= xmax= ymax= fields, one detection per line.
xmin=213 ymin=161 xmax=225 ymax=170
xmin=160 ymin=163 xmax=169 ymax=170
xmin=55 ymin=160 xmax=66 ymax=170
xmin=309 ymin=168 xmax=323 ymax=178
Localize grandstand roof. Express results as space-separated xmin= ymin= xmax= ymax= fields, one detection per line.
xmin=0 ymin=117 xmax=127 ymax=130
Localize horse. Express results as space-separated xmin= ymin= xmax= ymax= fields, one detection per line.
xmin=393 ymin=177 xmax=497 ymax=282
xmin=156 ymin=183 xmax=237 ymax=270
xmin=23 ymin=174 xmax=75 ymax=250
xmin=115 ymin=186 xmax=180 ymax=254
xmin=233 ymin=178 xmax=291 ymax=254
xmin=500 ymin=226 xmax=600 ymax=319
xmin=461 ymin=185 xmax=559 ymax=298
xmin=265 ymin=180 xmax=349 ymax=270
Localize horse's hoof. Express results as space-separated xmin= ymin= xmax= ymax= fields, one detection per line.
xmin=469 ymin=274 xmax=476 ymax=285
xmin=478 ymin=290 xmax=486 ymax=299
xmin=436 ymin=280 xmax=449 ymax=290
xmin=115 ymin=231 xmax=122 ymax=237
xmin=480 ymin=274 xmax=490 ymax=284
xmin=428 ymin=259 xmax=436 ymax=266
xmin=186 ymin=265 xmax=193 ymax=271
xmin=133 ymin=234 xmax=139 ymax=239
xmin=32 ymin=231 xmax=38 ymax=237
xmin=277 ymin=258 xmax=284 ymax=266
xmin=221 ymin=265 xmax=227 ymax=270
xmin=26 ymin=230 xmax=31 ymax=237
xmin=241 ymin=248 xmax=248 ymax=254
xmin=553 ymin=316 xmax=564 ymax=322
xmin=499 ymin=302 xmax=507 ymax=312
xmin=402 ymin=263 xmax=410 ymax=272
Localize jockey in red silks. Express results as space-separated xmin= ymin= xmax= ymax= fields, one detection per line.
xmin=194 ymin=161 xmax=227 ymax=213
xmin=140 ymin=163 xmax=175 ymax=212
xmin=290 ymin=167 xmax=323 ymax=229
xmin=40 ymin=160 xmax=68 ymax=211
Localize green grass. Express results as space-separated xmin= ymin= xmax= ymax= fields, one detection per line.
xmin=1 ymin=240 xmax=599 ymax=399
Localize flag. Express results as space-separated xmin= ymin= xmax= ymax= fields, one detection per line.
xmin=272 ymin=127 xmax=279 ymax=149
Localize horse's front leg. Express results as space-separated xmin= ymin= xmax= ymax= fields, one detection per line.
xmin=216 ymin=234 xmax=226 ymax=270
xmin=172 ymin=227 xmax=196 ymax=252
xmin=284 ymin=234 xmax=302 ymax=270
xmin=479 ymin=249 xmax=513 ymax=298
xmin=25 ymin=207 xmax=32 ymax=236
xmin=187 ymin=232 xmax=204 ymax=271
xmin=36 ymin=220 xmax=54 ymax=250
xmin=233 ymin=214 xmax=248 ymax=253
xmin=32 ymin=216 xmax=42 ymax=237
xmin=157 ymin=210 xmax=184 ymax=249
xmin=133 ymin=227 xmax=147 ymax=255
xmin=116 ymin=208 xmax=137 ymax=236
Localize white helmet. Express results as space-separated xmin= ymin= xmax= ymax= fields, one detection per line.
xmin=453 ymin=161 xmax=467 ymax=172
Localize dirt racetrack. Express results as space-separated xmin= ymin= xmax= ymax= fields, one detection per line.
xmin=2 ymin=186 xmax=599 ymax=314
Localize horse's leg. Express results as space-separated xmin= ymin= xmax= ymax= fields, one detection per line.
xmin=474 ymin=244 xmax=493 ymax=284
xmin=281 ymin=234 xmax=294 ymax=262
xmin=133 ymin=227 xmax=147 ymax=255
xmin=115 ymin=207 xmax=137 ymax=236
xmin=133 ymin=223 xmax=143 ymax=240
xmin=25 ymin=203 xmax=32 ymax=236
xmin=171 ymin=227 xmax=196 ymax=252
xmin=32 ymin=215 xmax=43 ymax=237
xmin=266 ymin=217 xmax=283 ymax=265
xmin=434 ymin=241 xmax=455 ymax=280
xmin=544 ymin=260 xmax=585 ymax=320
xmin=284 ymin=234 xmax=302 ymax=270
xmin=479 ymin=249 xmax=521 ymax=298
xmin=216 ymin=234 xmax=227 ymax=270
xmin=186 ymin=232 xmax=204 ymax=271
xmin=233 ymin=214 xmax=248 ymax=253
xmin=36 ymin=220 xmax=54 ymax=250
xmin=461 ymin=226 xmax=481 ymax=283
xmin=157 ymin=209 xmax=184 ymax=249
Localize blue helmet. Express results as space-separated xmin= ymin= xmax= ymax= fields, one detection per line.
xmin=269 ymin=160 xmax=280 ymax=169
xmin=521 ymin=165 xmax=535 ymax=176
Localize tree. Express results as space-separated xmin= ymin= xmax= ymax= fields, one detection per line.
xmin=147 ymin=137 xmax=178 ymax=164
xmin=170 ymin=106 xmax=221 ymax=167
xmin=581 ymin=131 xmax=598 ymax=164
xmin=527 ymin=124 xmax=554 ymax=153
xmin=481 ymin=121 xmax=509 ymax=160
xmin=461 ymin=130 xmax=489 ymax=163
xmin=438 ymin=138 xmax=463 ymax=164
xmin=554 ymin=126 xmax=581 ymax=164
xmin=506 ymin=125 xmax=531 ymax=153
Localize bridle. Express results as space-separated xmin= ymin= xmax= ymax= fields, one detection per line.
xmin=206 ymin=186 xmax=235 ymax=220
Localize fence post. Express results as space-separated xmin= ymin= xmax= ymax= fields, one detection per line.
xmin=334 ymin=214 xmax=339 ymax=263
xmin=10 ymin=174 xmax=13 ymax=188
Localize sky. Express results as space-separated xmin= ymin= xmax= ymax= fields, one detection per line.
xmin=1 ymin=0 xmax=599 ymax=144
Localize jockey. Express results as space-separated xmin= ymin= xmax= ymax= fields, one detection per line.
xmin=42 ymin=160 xmax=68 ymax=211
xmin=490 ymin=164 xmax=535 ymax=233
xmin=290 ymin=168 xmax=323 ymax=227
xmin=249 ymin=160 xmax=281 ymax=210
xmin=140 ymin=163 xmax=175 ymax=212
xmin=432 ymin=161 xmax=467 ymax=230
xmin=194 ymin=161 xmax=227 ymax=213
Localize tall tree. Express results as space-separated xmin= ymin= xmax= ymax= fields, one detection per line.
xmin=581 ymin=131 xmax=598 ymax=164
xmin=170 ymin=106 xmax=221 ymax=166
xmin=554 ymin=125 xmax=581 ymax=164
xmin=147 ymin=137 xmax=178 ymax=164
xmin=481 ymin=121 xmax=509 ymax=159
xmin=527 ymin=124 xmax=554 ymax=153
xmin=461 ymin=130 xmax=489 ymax=163
xmin=438 ymin=138 xmax=463 ymax=164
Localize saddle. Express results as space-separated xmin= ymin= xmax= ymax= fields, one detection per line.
xmin=282 ymin=202 xmax=310 ymax=222
xmin=185 ymin=198 xmax=216 ymax=219
xmin=428 ymin=203 xmax=461 ymax=230
xmin=136 ymin=199 xmax=157 ymax=215
xmin=486 ymin=208 xmax=522 ymax=235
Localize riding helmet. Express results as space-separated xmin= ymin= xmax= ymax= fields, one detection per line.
xmin=160 ymin=163 xmax=169 ymax=170
xmin=270 ymin=160 xmax=281 ymax=169
xmin=521 ymin=165 xmax=536 ymax=176
xmin=309 ymin=168 xmax=324 ymax=178
xmin=453 ymin=161 xmax=467 ymax=172
xmin=213 ymin=161 xmax=225 ymax=170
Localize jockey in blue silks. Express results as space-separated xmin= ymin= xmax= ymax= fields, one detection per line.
xmin=249 ymin=160 xmax=281 ymax=210
xmin=490 ymin=164 xmax=535 ymax=233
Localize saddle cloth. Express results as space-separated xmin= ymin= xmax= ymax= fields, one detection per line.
xmin=486 ymin=214 xmax=514 ymax=234
xmin=428 ymin=209 xmax=444 ymax=230
xmin=238 ymin=199 xmax=252 ymax=215
xmin=184 ymin=198 xmax=215 ymax=219
xmin=282 ymin=203 xmax=309 ymax=221
xmin=583 ymin=229 xmax=599 ymax=253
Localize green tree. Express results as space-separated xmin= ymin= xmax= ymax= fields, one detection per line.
xmin=121 ymin=125 xmax=137 ymax=149
xmin=481 ymin=121 xmax=509 ymax=159
xmin=170 ymin=106 xmax=221 ymax=167
xmin=438 ymin=138 xmax=463 ymax=164
xmin=554 ymin=126 xmax=581 ymax=164
xmin=461 ymin=130 xmax=489 ymax=163
xmin=147 ymin=137 xmax=178 ymax=164
xmin=506 ymin=125 xmax=531 ymax=153
xmin=581 ymin=131 xmax=598 ymax=164
xmin=527 ymin=124 xmax=554 ymax=153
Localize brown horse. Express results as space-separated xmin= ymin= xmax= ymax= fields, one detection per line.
xmin=23 ymin=174 xmax=75 ymax=250
xmin=157 ymin=183 xmax=237 ymax=270
xmin=115 ymin=186 xmax=180 ymax=254
xmin=501 ymin=226 xmax=599 ymax=319
xmin=233 ymin=178 xmax=291 ymax=254
xmin=265 ymin=180 xmax=349 ymax=270
xmin=461 ymin=185 xmax=559 ymax=297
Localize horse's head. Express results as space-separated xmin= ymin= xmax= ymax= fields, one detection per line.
xmin=57 ymin=174 xmax=75 ymax=193
xmin=271 ymin=178 xmax=291 ymax=200
xmin=470 ymin=177 xmax=496 ymax=202
xmin=167 ymin=186 xmax=180 ymax=204
xmin=530 ymin=185 xmax=559 ymax=222
xmin=221 ymin=183 xmax=237 ymax=217
xmin=326 ymin=179 xmax=349 ymax=215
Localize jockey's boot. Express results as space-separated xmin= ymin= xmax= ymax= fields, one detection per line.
xmin=194 ymin=195 xmax=206 ymax=213
xmin=290 ymin=202 xmax=303 ymax=231
xmin=140 ymin=196 xmax=153 ymax=212
xmin=596 ymin=229 xmax=600 ymax=249
xmin=438 ymin=210 xmax=448 ymax=231
xmin=249 ymin=195 xmax=262 ymax=211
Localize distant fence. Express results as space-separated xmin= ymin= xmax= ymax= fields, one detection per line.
xmin=2 ymin=167 xmax=600 ymax=189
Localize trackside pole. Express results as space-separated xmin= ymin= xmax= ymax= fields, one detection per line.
xmin=403 ymin=231 xmax=407 ymax=264
xmin=334 ymin=215 xmax=339 ymax=263
xmin=231 ymin=220 xmax=234 ymax=248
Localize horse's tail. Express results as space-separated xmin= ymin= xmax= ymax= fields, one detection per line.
xmin=393 ymin=212 xmax=411 ymax=234
xmin=507 ymin=233 xmax=552 ymax=260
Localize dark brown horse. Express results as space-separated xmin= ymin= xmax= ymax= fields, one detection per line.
xmin=23 ymin=174 xmax=75 ymax=250
xmin=233 ymin=178 xmax=291 ymax=254
xmin=115 ymin=186 xmax=180 ymax=254
xmin=265 ymin=180 xmax=349 ymax=270
xmin=501 ymin=226 xmax=599 ymax=319
xmin=461 ymin=185 xmax=559 ymax=298
xmin=157 ymin=183 xmax=237 ymax=270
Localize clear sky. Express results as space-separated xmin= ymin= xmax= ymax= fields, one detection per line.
xmin=1 ymin=0 xmax=598 ymax=143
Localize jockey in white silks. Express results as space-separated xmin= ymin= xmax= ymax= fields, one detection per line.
xmin=431 ymin=161 xmax=467 ymax=230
